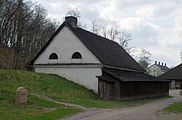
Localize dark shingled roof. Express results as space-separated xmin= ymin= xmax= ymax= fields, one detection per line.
xmin=159 ymin=63 xmax=182 ymax=80
xmin=97 ymin=74 xmax=116 ymax=83
xmin=29 ymin=22 xmax=144 ymax=72
xmin=101 ymin=67 xmax=169 ymax=82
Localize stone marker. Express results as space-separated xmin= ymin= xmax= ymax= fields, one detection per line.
xmin=15 ymin=87 xmax=27 ymax=104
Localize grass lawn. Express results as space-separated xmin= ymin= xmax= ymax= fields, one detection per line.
xmin=164 ymin=102 xmax=182 ymax=113
xmin=0 ymin=68 xmax=170 ymax=110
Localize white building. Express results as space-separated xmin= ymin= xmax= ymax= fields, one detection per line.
xmin=148 ymin=61 xmax=169 ymax=77
xmin=29 ymin=16 xmax=169 ymax=99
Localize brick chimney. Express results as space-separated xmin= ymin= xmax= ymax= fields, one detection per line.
xmin=65 ymin=16 xmax=77 ymax=28
xmin=155 ymin=61 xmax=157 ymax=64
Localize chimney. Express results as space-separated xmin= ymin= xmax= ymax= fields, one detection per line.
xmin=65 ymin=16 xmax=77 ymax=28
xmin=158 ymin=62 xmax=160 ymax=65
xmin=165 ymin=63 xmax=166 ymax=66
xmin=155 ymin=61 xmax=157 ymax=64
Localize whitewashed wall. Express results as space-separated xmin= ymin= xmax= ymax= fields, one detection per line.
xmin=34 ymin=26 xmax=102 ymax=93
xmin=34 ymin=26 xmax=100 ymax=64
xmin=148 ymin=65 xmax=164 ymax=77
xmin=35 ymin=65 xmax=102 ymax=93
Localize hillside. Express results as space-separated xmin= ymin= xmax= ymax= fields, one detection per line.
xmin=0 ymin=69 xmax=170 ymax=119
xmin=0 ymin=69 xmax=98 ymax=102
xmin=1 ymin=69 xmax=97 ymax=120
xmin=0 ymin=69 xmax=127 ymax=109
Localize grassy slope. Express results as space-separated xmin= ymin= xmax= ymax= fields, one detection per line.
xmin=0 ymin=69 xmax=169 ymax=109
xmin=164 ymin=102 xmax=182 ymax=113
xmin=0 ymin=69 xmax=86 ymax=120
xmin=0 ymin=69 xmax=98 ymax=103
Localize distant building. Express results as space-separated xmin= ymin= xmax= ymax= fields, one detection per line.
xmin=148 ymin=61 xmax=170 ymax=77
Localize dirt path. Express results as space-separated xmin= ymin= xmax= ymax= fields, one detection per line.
xmin=31 ymin=93 xmax=87 ymax=110
xmin=64 ymin=90 xmax=182 ymax=120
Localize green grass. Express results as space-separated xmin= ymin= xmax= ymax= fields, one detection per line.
xmin=0 ymin=94 xmax=81 ymax=120
xmin=164 ymin=102 xmax=182 ymax=113
xmin=65 ymin=96 xmax=171 ymax=108
xmin=28 ymin=95 xmax=62 ymax=108
xmin=26 ymin=108 xmax=81 ymax=120
xmin=0 ymin=68 xmax=170 ymax=109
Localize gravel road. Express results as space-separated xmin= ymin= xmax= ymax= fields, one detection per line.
xmin=64 ymin=90 xmax=182 ymax=120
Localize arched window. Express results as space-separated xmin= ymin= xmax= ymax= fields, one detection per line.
xmin=71 ymin=52 xmax=82 ymax=59
xmin=49 ymin=53 xmax=58 ymax=59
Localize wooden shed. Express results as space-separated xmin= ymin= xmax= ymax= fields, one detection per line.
xmin=98 ymin=68 xmax=169 ymax=100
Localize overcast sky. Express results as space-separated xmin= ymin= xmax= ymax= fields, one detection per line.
xmin=31 ymin=0 xmax=182 ymax=67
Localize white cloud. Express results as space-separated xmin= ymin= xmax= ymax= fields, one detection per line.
xmin=135 ymin=5 xmax=154 ymax=19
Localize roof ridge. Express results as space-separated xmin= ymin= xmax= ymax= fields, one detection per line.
xmin=77 ymin=27 xmax=120 ymax=45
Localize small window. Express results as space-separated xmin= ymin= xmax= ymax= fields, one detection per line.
xmin=71 ymin=52 xmax=82 ymax=59
xmin=49 ymin=53 xmax=58 ymax=59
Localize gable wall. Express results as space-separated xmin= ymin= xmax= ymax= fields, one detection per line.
xmin=34 ymin=26 xmax=102 ymax=93
xmin=148 ymin=65 xmax=164 ymax=77
xmin=34 ymin=26 xmax=101 ymax=64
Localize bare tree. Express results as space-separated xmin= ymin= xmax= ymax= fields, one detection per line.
xmin=138 ymin=48 xmax=152 ymax=70
xmin=14 ymin=0 xmax=24 ymax=69
xmin=0 ymin=0 xmax=57 ymax=69
xmin=91 ymin=20 xmax=101 ymax=34
xmin=90 ymin=19 xmax=132 ymax=52
xmin=118 ymin=31 xmax=132 ymax=52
